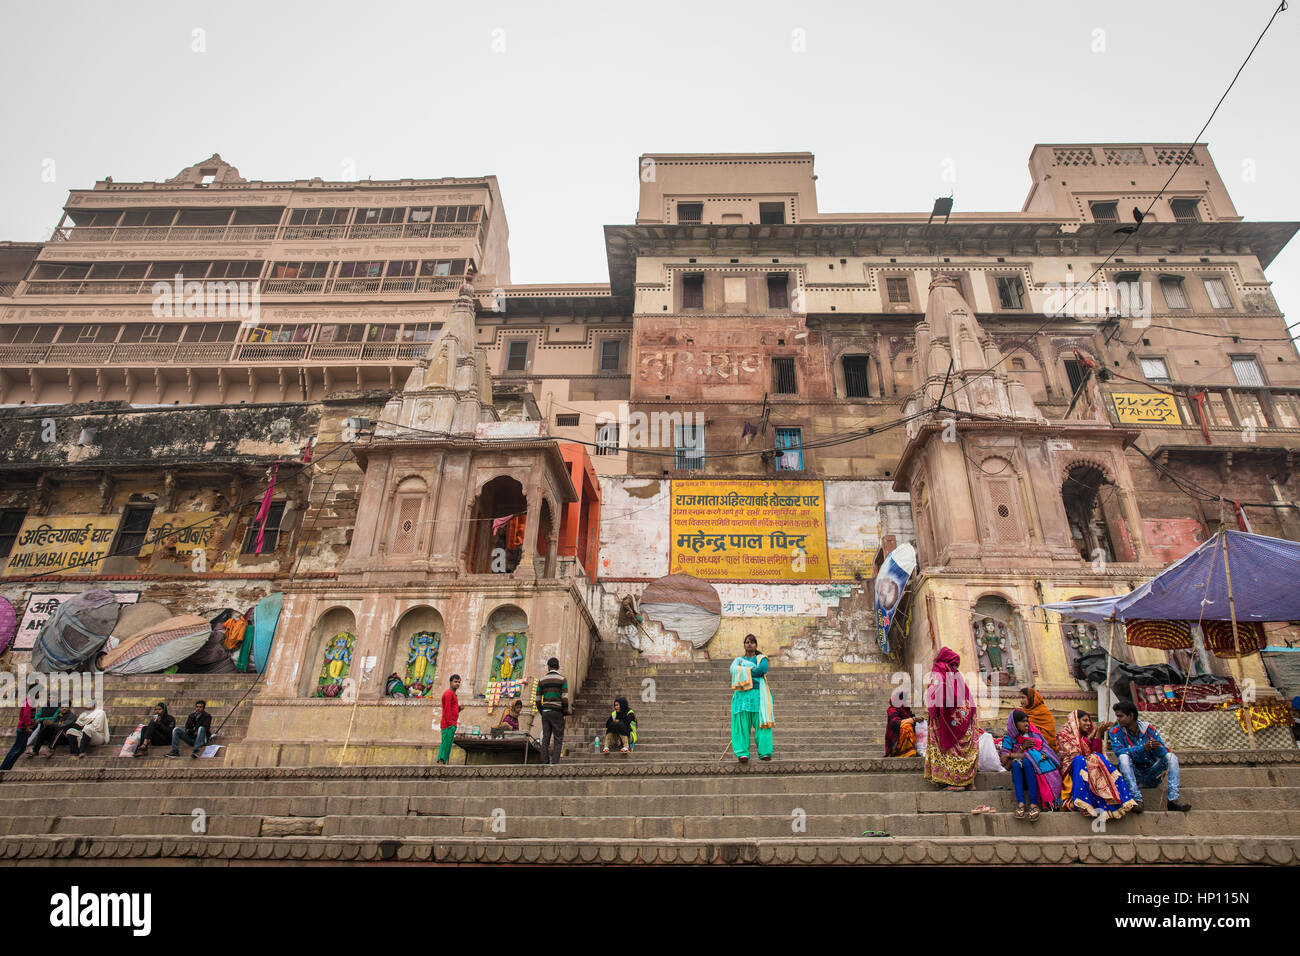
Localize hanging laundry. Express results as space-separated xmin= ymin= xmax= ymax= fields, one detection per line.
xmin=491 ymin=513 xmax=519 ymax=537
xmin=253 ymin=464 xmax=279 ymax=555
xmin=222 ymin=617 xmax=249 ymax=651
xmin=777 ymin=450 xmax=800 ymax=470
xmin=506 ymin=515 xmax=526 ymax=550
xmin=741 ymin=421 xmax=758 ymax=446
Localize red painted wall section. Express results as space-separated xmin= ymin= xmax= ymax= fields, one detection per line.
xmin=1143 ymin=518 xmax=1205 ymax=564
xmin=558 ymin=442 xmax=601 ymax=578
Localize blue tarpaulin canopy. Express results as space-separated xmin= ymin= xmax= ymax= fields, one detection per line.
xmin=1037 ymin=530 xmax=1300 ymax=624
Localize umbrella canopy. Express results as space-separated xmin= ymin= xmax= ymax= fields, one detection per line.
xmin=1038 ymin=530 xmax=1300 ymax=624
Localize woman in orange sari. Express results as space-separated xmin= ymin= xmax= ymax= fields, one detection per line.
xmin=1057 ymin=710 xmax=1139 ymax=820
xmin=1018 ymin=687 xmax=1057 ymax=751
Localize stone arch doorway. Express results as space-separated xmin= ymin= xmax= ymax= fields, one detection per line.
xmin=303 ymin=606 xmax=358 ymax=698
xmin=466 ymin=475 xmax=527 ymax=574
xmin=1061 ymin=463 xmax=1134 ymax=563
xmin=385 ymin=605 xmax=446 ymax=698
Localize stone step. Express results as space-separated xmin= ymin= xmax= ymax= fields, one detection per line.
xmin=4 ymin=806 xmax=1296 ymax=841
xmin=1 ymin=785 xmax=1291 ymax=821
xmin=1 ymin=760 xmax=1294 ymax=796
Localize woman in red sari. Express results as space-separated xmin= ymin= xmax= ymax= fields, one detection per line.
xmin=923 ymin=646 xmax=978 ymax=791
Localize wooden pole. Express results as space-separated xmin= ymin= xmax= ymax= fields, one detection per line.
xmin=1219 ymin=530 xmax=1257 ymax=750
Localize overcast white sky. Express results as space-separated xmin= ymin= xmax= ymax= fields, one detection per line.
xmin=1 ymin=0 xmax=1296 ymax=314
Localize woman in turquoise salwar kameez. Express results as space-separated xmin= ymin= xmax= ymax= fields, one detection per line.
xmin=730 ymin=634 xmax=774 ymax=763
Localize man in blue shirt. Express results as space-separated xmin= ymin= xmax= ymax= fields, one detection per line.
xmin=1108 ymin=701 xmax=1190 ymax=813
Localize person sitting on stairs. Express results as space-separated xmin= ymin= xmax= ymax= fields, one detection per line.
xmin=1108 ymin=701 xmax=1191 ymax=813
xmin=26 ymin=706 xmax=75 ymax=758
xmin=604 ymin=696 xmax=636 ymax=754
xmin=167 ymin=700 xmax=212 ymax=759
xmin=64 ymin=704 xmax=110 ymax=759
xmin=129 ymin=702 xmax=176 ymax=757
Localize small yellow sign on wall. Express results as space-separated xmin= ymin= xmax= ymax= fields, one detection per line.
xmin=2 ymin=515 xmax=120 ymax=576
xmin=1112 ymin=392 xmax=1181 ymax=425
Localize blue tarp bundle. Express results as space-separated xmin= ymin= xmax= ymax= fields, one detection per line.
xmin=1038 ymin=530 xmax=1300 ymax=624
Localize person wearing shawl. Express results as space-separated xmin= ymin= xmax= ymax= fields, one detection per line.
xmin=129 ymin=701 xmax=176 ymax=757
xmin=730 ymin=634 xmax=774 ymax=763
xmin=604 ymin=696 xmax=637 ymax=754
xmin=65 ymin=705 xmax=110 ymax=758
xmin=922 ymin=647 xmax=978 ymax=790
xmin=1017 ymin=687 xmax=1058 ymax=751
xmin=1057 ymin=710 xmax=1138 ymax=820
xmin=495 ymin=699 xmax=524 ymax=733
xmin=1 ymin=696 xmax=36 ymax=771
xmin=999 ymin=708 xmax=1062 ymax=820
xmin=885 ymin=692 xmax=916 ymax=757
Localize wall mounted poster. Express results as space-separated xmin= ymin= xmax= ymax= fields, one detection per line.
xmin=874 ymin=542 xmax=917 ymax=654
xmin=669 ymin=480 xmax=831 ymax=581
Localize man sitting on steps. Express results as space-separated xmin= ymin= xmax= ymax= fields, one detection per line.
xmin=1108 ymin=701 xmax=1191 ymax=813
xmin=167 ymin=700 xmax=212 ymax=759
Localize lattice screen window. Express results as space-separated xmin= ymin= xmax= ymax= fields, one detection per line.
xmin=1104 ymin=147 xmax=1147 ymax=165
xmin=1155 ymin=147 xmax=1199 ymax=166
xmin=987 ymin=475 xmax=1021 ymax=543
xmin=1053 ymin=148 xmax=1097 ymax=166
xmin=391 ymin=496 xmax=423 ymax=555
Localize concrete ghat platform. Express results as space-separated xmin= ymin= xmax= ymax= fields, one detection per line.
xmin=0 ymin=750 xmax=1296 ymax=865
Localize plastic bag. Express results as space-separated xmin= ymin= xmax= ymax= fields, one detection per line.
xmin=118 ymin=724 xmax=145 ymax=757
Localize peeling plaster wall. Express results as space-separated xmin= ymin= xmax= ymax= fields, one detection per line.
xmin=597 ymin=474 xmax=915 ymax=661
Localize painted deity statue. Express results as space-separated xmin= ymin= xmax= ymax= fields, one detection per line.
xmin=404 ymin=631 xmax=440 ymax=698
xmin=316 ymin=631 xmax=356 ymax=698
xmin=977 ymin=618 xmax=1004 ymax=671
xmin=495 ymin=633 xmax=524 ymax=681
xmin=1065 ymin=622 xmax=1100 ymax=655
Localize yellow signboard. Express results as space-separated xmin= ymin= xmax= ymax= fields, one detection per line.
xmin=829 ymin=548 xmax=877 ymax=581
xmin=1112 ymin=392 xmax=1181 ymax=425
xmin=139 ymin=512 xmax=226 ymax=558
xmin=670 ymin=480 xmax=830 ymax=581
xmin=2 ymin=515 xmax=121 ymax=577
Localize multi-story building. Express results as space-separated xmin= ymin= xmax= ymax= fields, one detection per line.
xmin=0 ymin=143 xmax=1295 ymax=761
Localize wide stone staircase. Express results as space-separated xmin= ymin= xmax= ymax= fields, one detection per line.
xmin=0 ymin=645 xmax=1296 ymax=865
xmin=563 ymin=643 xmax=897 ymax=763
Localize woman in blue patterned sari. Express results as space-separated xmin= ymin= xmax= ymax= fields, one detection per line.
xmin=1057 ymin=710 xmax=1139 ymax=820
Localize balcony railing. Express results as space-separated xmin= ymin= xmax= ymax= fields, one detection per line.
xmin=0 ymin=281 xmax=17 ymax=297
xmin=0 ymin=340 xmax=430 ymax=366
xmin=49 ymin=221 xmax=480 ymax=243
xmin=51 ymin=224 xmax=280 ymax=243
xmin=23 ymin=274 xmax=470 ymax=297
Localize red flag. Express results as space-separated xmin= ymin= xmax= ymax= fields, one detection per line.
xmin=254 ymin=464 xmax=279 ymax=554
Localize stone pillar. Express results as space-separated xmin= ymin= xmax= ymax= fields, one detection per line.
xmin=545 ymin=530 xmax=559 ymax=578
xmin=516 ymin=473 xmax=542 ymax=581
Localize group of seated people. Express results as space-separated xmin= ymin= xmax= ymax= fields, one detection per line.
xmin=127 ymin=700 xmax=213 ymax=758
xmin=2 ymin=701 xmax=111 ymax=762
xmin=0 ymin=698 xmax=214 ymax=765
xmin=887 ymin=685 xmax=1190 ymax=821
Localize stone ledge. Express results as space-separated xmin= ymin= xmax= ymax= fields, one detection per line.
xmin=0 ymin=835 xmax=1294 ymax=866
xmin=1 ymin=748 xmax=1296 ymax=783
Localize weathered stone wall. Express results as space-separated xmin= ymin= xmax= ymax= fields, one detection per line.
xmin=596 ymin=474 xmax=913 ymax=662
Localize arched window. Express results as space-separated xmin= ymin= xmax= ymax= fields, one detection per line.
xmin=466 ymin=475 xmax=527 ymax=573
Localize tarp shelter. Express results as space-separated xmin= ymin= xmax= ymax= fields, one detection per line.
xmin=1038 ymin=530 xmax=1300 ymax=624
